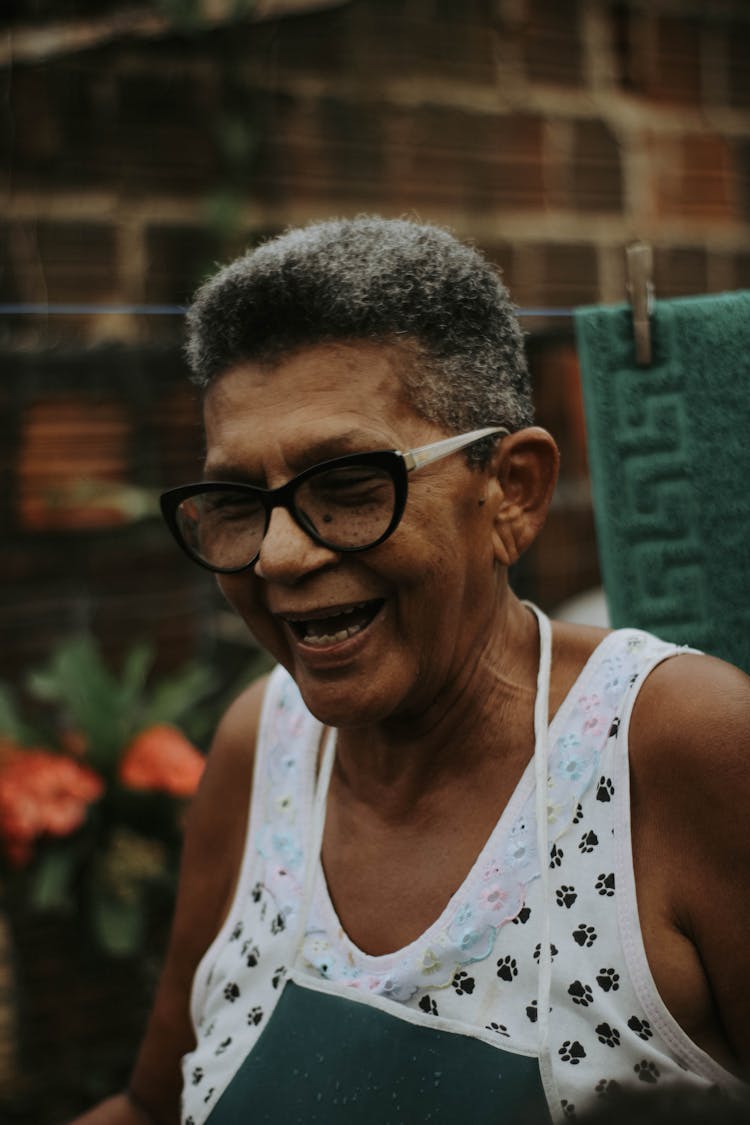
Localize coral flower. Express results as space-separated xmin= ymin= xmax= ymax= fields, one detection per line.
xmin=0 ymin=749 xmax=104 ymax=867
xmin=119 ymin=724 xmax=205 ymax=798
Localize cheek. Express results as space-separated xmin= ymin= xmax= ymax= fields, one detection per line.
xmin=217 ymin=575 xmax=277 ymax=641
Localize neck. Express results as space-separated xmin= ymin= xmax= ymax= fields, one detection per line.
xmin=330 ymin=597 xmax=542 ymax=821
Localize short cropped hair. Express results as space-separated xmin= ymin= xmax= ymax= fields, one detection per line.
xmin=185 ymin=216 xmax=533 ymax=463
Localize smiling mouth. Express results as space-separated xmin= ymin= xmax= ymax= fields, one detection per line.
xmin=285 ymin=600 xmax=384 ymax=647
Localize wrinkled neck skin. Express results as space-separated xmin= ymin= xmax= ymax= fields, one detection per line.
xmin=329 ymin=589 xmax=540 ymax=820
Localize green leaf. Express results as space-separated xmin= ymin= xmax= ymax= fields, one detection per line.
xmin=28 ymin=845 xmax=79 ymax=913
xmin=26 ymin=636 xmax=124 ymax=773
xmin=140 ymin=662 xmax=217 ymax=729
xmin=117 ymin=642 xmax=155 ymax=727
xmin=90 ymin=889 xmax=146 ymax=958
xmin=0 ymin=682 xmax=39 ymax=744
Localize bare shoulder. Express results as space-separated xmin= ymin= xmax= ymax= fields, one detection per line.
xmin=126 ymin=671 xmax=272 ymax=1124
xmin=631 ymin=650 xmax=750 ymax=786
xmin=629 ymin=651 xmax=750 ymax=1068
xmin=178 ymin=669 xmax=272 ymax=939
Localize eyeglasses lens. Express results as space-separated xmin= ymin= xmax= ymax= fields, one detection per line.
xmin=295 ymin=464 xmax=396 ymax=549
xmin=176 ymin=492 xmax=265 ymax=571
xmin=175 ymin=462 xmax=397 ymax=570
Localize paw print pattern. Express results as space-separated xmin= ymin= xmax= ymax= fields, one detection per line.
xmin=559 ymin=1040 xmax=586 ymax=1065
xmin=628 ymin=1016 xmax=653 ymax=1041
xmin=486 ymin=1021 xmax=510 ymax=1037
xmin=561 ymin=1100 xmax=576 ymax=1118
xmin=595 ymin=873 xmax=615 ymax=897
xmin=230 ymin=921 xmax=243 ymax=941
xmin=596 ymin=1023 xmax=621 ymax=1048
xmin=242 ymin=942 xmax=260 ymax=967
xmin=192 ymin=1067 xmax=204 ymax=1085
xmin=597 ymin=776 xmax=615 ymax=802
xmin=512 ymin=906 xmax=531 ymax=925
xmin=272 ymin=965 xmax=286 ymax=989
xmin=567 ymin=980 xmax=593 ymax=1007
xmin=572 ymin=924 xmax=597 ymax=947
xmin=635 ymin=1060 xmax=660 ymax=1084
xmin=251 ymin=882 xmax=263 ymax=902
xmin=578 ymin=830 xmax=599 ymax=853
xmin=270 ymin=913 xmax=286 ymax=934
xmin=203 ymin=1088 xmax=215 ymax=1105
xmin=595 ymin=1079 xmax=622 ymax=1099
xmin=526 ymin=1001 xmax=538 ymax=1023
xmin=572 ymin=802 xmax=584 ymax=824
xmin=247 ymin=1006 xmax=264 ymax=1026
xmin=452 ymin=970 xmax=476 ymax=996
xmin=596 ymin=968 xmax=620 ymax=992
xmin=608 ymin=717 xmax=620 ymax=738
xmin=556 ymin=885 xmax=578 ymax=908
xmin=419 ymin=995 xmax=438 ymax=1016
xmin=496 ymin=955 xmax=518 ymax=981
xmin=223 ymin=983 xmax=240 ymax=1002
xmin=214 ymin=1037 xmax=232 ymax=1056
xmin=550 ymin=844 xmax=564 ymax=868
xmin=533 ymin=942 xmax=558 ymax=961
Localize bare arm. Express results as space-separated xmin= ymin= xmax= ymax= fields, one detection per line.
xmin=630 ymin=653 xmax=750 ymax=1074
xmin=68 ymin=674 xmax=270 ymax=1125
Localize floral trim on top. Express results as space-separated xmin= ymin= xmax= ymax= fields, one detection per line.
xmin=255 ymin=630 xmax=659 ymax=1004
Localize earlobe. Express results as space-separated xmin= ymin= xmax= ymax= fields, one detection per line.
xmin=491 ymin=427 xmax=560 ymax=566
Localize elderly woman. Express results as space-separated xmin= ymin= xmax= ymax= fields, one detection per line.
xmin=76 ymin=218 xmax=749 ymax=1125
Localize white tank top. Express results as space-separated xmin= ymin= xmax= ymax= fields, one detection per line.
xmin=182 ymin=615 xmax=743 ymax=1124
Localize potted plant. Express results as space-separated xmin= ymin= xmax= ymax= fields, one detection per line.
xmin=0 ymin=635 xmax=226 ymax=1119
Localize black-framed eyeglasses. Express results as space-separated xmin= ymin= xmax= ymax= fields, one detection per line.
xmin=159 ymin=425 xmax=507 ymax=574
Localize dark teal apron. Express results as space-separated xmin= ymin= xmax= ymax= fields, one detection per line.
xmin=205 ymin=980 xmax=550 ymax=1124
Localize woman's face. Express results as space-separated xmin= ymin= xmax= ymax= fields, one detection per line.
xmin=203 ymin=342 xmax=505 ymax=728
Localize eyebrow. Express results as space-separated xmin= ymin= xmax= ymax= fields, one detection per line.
xmin=202 ymin=429 xmax=396 ymax=483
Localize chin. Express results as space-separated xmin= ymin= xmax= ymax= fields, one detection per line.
xmin=292 ymin=669 xmax=405 ymax=729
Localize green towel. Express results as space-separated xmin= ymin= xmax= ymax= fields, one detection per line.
xmin=574 ymin=290 xmax=750 ymax=674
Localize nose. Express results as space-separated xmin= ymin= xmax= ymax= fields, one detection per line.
xmin=254 ymin=505 xmax=339 ymax=583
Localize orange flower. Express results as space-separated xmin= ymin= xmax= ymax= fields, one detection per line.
xmin=0 ymin=749 xmax=104 ymax=867
xmin=119 ymin=724 xmax=205 ymax=798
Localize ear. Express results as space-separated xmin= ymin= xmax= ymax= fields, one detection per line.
xmin=489 ymin=427 xmax=560 ymax=567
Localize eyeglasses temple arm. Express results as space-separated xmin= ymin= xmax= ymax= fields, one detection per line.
xmin=401 ymin=426 xmax=508 ymax=471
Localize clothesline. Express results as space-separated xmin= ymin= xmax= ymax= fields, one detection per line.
xmin=0 ymin=303 xmax=576 ymax=318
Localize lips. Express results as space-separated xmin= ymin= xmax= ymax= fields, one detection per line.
xmin=282 ymin=599 xmax=384 ymax=648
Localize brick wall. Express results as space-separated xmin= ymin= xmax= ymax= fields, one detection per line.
xmin=1 ymin=0 xmax=749 ymax=678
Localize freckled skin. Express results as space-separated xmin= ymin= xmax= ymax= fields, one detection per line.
xmin=204 ymin=343 xmax=512 ymax=733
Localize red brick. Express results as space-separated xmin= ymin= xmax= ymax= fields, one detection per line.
xmin=6 ymin=221 xmax=118 ymax=304
xmin=733 ymin=139 xmax=750 ymax=224
xmin=386 ymin=108 xmax=546 ymax=212
xmin=528 ymin=243 xmax=599 ymax=310
xmin=735 ymin=251 xmax=750 ymax=290
xmin=652 ymin=247 xmax=708 ymax=298
xmin=17 ymin=396 xmax=131 ymax=531
xmin=145 ymin=225 xmax=225 ymax=307
xmin=649 ymin=15 xmax=703 ymax=105
xmin=570 ymin=120 xmax=624 ymax=213
xmin=727 ymin=21 xmax=750 ymax=109
xmin=654 ymin=133 xmax=735 ymax=222
xmin=523 ymin=0 xmax=585 ymax=88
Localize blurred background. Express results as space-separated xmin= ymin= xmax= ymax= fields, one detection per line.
xmin=0 ymin=0 xmax=749 ymax=1119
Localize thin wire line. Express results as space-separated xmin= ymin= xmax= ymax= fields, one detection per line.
xmin=0 ymin=303 xmax=189 ymax=315
xmin=0 ymin=303 xmax=576 ymax=318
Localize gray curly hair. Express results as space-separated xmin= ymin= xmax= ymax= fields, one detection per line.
xmin=185 ymin=216 xmax=533 ymax=464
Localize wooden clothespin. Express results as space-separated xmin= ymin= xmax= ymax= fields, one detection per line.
xmin=626 ymin=241 xmax=654 ymax=366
